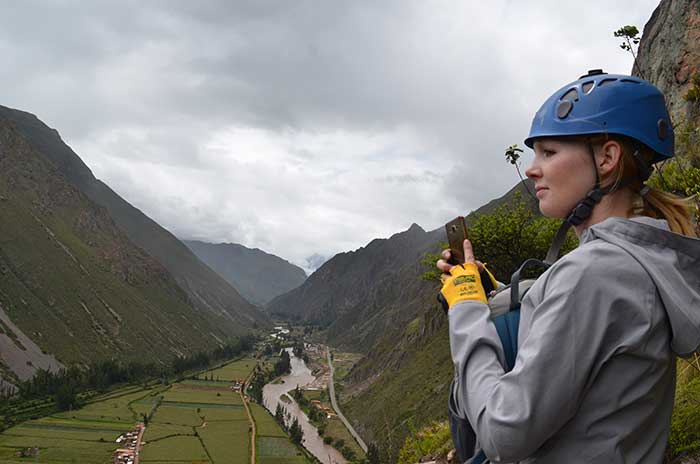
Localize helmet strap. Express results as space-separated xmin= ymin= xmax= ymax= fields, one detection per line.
xmin=566 ymin=141 xmax=605 ymax=226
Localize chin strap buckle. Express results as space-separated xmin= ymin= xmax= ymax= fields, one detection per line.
xmin=567 ymin=188 xmax=604 ymax=226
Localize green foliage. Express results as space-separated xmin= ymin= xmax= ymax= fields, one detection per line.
xmin=614 ymin=25 xmax=641 ymax=51
xmin=504 ymin=144 xmax=524 ymax=166
xmin=420 ymin=241 xmax=448 ymax=282
xmin=289 ymin=417 xmax=303 ymax=444
xmin=468 ymin=195 xmax=577 ymax=279
xmin=274 ymin=350 xmax=292 ymax=376
xmin=397 ymin=421 xmax=452 ymax=464
xmin=613 ymin=25 xmax=643 ymax=78
xmin=684 ymin=74 xmax=700 ymax=103
xmin=669 ymin=373 xmax=700 ymax=456
xmin=366 ymin=442 xmax=381 ymax=464
xmin=422 ymin=194 xmax=577 ymax=284
xmin=647 ymin=121 xmax=700 ymax=225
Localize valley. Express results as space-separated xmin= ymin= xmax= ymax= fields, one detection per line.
xmin=0 ymin=332 xmax=366 ymax=464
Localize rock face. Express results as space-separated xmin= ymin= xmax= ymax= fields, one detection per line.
xmin=635 ymin=0 xmax=700 ymax=126
xmin=183 ymin=240 xmax=307 ymax=306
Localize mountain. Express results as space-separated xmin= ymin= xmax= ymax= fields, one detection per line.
xmin=183 ymin=240 xmax=307 ymax=306
xmin=0 ymin=116 xmax=260 ymax=387
xmin=0 ymin=105 xmax=268 ymax=332
xmin=267 ymin=181 xmax=535 ymax=350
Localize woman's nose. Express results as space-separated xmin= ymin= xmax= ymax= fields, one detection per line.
xmin=525 ymin=159 xmax=540 ymax=179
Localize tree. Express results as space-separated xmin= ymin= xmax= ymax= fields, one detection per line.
xmin=274 ymin=350 xmax=291 ymax=376
xmin=55 ymin=384 xmax=78 ymax=411
xmin=289 ymin=417 xmax=303 ymax=444
xmin=293 ymin=341 xmax=304 ymax=359
xmin=614 ymin=25 xmax=643 ymax=78
xmin=366 ymin=442 xmax=381 ymax=464
xmin=275 ymin=403 xmax=285 ymax=425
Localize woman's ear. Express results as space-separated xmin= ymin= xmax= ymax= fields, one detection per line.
xmin=597 ymin=140 xmax=623 ymax=176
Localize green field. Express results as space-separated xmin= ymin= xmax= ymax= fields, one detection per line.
xmin=0 ymin=385 xmax=145 ymax=463
xmin=0 ymin=416 xmax=133 ymax=463
xmin=0 ymin=358 xmax=280 ymax=463
xmin=257 ymin=436 xmax=307 ymax=464
xmin=207 ymin=359 xmax=257 ymax=382
xmin=199 ymin=421 xmax=249 ymax=464
xmin=143 ymin=423 xmax=193 ymax=442
xmin=150 ymin=404 xmax=204 ymax=427
xmin=140 ymin=435 xmax=209 ymax=462
xmin=249 ymin=403 xmax=286 ymax=438
xmin=162 ymin=384 xmax=242 ymax=405
xmin=54 ymin=387 xmax=157 ymax=423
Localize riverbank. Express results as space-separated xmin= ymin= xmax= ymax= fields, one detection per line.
xmin=263 ymin=348 xmax=347 ymax=464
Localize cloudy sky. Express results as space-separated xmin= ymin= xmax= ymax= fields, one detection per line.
xmin=0 ymin=1 xmax=659 ymax=273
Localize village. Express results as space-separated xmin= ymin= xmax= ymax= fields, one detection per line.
xmin=112 ymin=423 xmax=144 ymax=464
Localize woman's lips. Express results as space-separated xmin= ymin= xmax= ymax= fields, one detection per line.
xmin=535 ymin=187 xmax=548 ymax=198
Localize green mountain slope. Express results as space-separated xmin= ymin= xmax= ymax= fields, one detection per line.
xmin=0 ymin=119 xmax=254 ymax=386
xmin=183 ymin=240 xmax=307 ymax=306
xmin=0 ymin=105 xmax=268 ymax=330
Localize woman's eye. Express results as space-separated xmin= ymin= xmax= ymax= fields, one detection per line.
xmin=543 ymin=150 xmax=556 ymax=157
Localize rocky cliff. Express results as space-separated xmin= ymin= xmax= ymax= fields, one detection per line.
xmin=635 ymin=0 xmax=700 ymax=126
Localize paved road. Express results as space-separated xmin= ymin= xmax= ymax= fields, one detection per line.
xmin=326 ymin=348 xmax=368 ymax=453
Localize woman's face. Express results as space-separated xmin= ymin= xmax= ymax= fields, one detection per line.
xmin=525 ymin=138 xmax=598 ymax=218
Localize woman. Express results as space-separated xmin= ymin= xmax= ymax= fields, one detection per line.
xmin=437 ymin=70 xmax=700 ymax=463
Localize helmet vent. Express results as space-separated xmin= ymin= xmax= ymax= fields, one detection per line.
xmin=557 ymin=100 xmax=573 ymax=119
xmin=598 ymin=78 xmax=617 ymax=87
xmin=582 ymin=81 xmax=594 ymax=94
xmin=658 ymin=119 xmax=669 ymax=139
xmin=560 ymin=88 xmax=579 ymax=102
xmin=620 ymin=78 xmax=641 ymax=84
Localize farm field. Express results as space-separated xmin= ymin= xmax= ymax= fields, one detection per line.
xmin=0 ymin=357 xmax=260 ymax=463
xmin=250 ymin=403 xmax=311 ymax=464
xmin=0 ymin=384 xmax=147 ymax=462
xmin=140 ymin=357 xmax=258 ymax=463
xmin=207 ymin=359 xmax=257 ymax=382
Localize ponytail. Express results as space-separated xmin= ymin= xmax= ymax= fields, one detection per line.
xmin=592 ymin=133 xmax=698 ymax=238
xmin=636 ymin=188 xmax=698 ymax=238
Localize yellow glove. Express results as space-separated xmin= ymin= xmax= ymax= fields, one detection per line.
xmin=440 ymin=262 xmax=488 ymax=309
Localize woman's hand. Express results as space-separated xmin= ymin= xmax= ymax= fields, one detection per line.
xmin=436 ymin=239 xmax=484 ymax=277
xmin=436 ymin=239 xmax=489 ymax=308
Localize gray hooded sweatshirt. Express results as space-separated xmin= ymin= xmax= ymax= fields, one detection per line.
xmin=449 ymin=216 xmax=700 ymax=463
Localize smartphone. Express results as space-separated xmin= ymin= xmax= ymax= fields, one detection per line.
xmin=445 ymin=216 xmax=468 ymax=265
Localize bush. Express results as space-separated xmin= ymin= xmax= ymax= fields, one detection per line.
xmin=397 ymin=422 xmax=453 ymax=464
xmin=323 ymin=435 xmax=333 ymax=444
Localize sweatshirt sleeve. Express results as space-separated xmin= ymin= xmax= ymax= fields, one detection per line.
xmin=448 ymin=255 xmax=627 ymax=462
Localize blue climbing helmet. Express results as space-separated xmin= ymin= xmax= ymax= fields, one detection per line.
xmin=524 ymin=69 xmax=674 ymax=163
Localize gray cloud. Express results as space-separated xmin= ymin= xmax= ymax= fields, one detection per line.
xmin=0 ymin=0 xmax=660 ymax=270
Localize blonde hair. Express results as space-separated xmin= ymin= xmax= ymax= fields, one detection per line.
xmin=591 ymin=134 xmax=697 ymax=238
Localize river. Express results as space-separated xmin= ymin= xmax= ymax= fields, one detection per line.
xmin=262 ymin=348 xmax=347 ymax=464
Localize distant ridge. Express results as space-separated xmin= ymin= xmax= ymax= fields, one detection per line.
xmin=183 ymin=240 xmax=307 ymax=306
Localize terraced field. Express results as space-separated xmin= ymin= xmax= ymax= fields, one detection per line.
xmin=0 ymin=387 xmax=145 ymax=463
xmin=0 ymin=357 xmax=314 ymax=464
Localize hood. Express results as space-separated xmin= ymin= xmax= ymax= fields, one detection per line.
xmin=580 ymin=216 xmax=700 ymax=356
